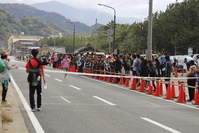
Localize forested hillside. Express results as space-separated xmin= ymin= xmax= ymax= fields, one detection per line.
xmin=0 ymin=3 xmax=100 ymax=33
xmin=1 ymin=0 xmax=199 ymax=55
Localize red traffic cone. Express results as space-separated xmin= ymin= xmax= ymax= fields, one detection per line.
xmin=107 ymin=76 xmax=112 ymax=82
xmin=139 ymin=79 xmax=145 ymax=92
xmin=112 ymin=75 xmax=117 ymax=83
xmin=147 ymin=84 xmax=153 ymax=94
xmin=119 ymin=76 xmax=124 ymax=85
xmin=130 ymin=77 xmax=137 ymax=90
xmin=99 ymin=71 xmax=103 ymax=80
xmin=171 ymin=81 xmax=176 ymax=98
xmin=154 ymin=82 xmax=161 ymax=97
xmin=193 ymin=89 xmax=199 ymax=105
xmin=164 ymin=83 xmax=173 ymax=100
xmin=175 ymin=69 xmax=178 ymax=78
xmin=103 ymin=72 xmax=107 ymax=81
xmin=176 ymin=84 xmax=186 ymax=103
xmin=124 ymin=78 xmax=130 ymax=87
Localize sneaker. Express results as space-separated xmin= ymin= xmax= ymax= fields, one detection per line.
xmin=37 ymin=108 xmax=41 ymax=111
xmin=64 ymin=77 xmax=66 ymax=79
xmin=32 ymin=108 xmax=36 ymax=112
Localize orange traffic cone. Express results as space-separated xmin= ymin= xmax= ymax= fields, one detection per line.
xmin=147 ymin=84 xmax=153 ymax=94
xmin=164 ymin=83 xmax=173 ymax=100
xmin=176 ymin=84 xmax=186 ymax=103
xmin=107 ymin=76 xmax=112 ymax=82
xmin=124 ymin=78 xmax=130 ymax=87
xmin=171 ymin=81 xmax=176 ymax=98
xmin=130 ymin=77 xmax=137 ymax=90
xmin=119 ymin=76 xmax=124 ymax=85
xmin=139 ymin=79 xmax=145 ymax=92
xmin=103 ymin=72 xmax=107 ymax=81
xmin=154 ymin=82 xmax=161 ymax=97
xmin=193 ymin=89 xmax=199 ymax=105
xmin=175 ymin=69 xmax=178 ymax=78
xmin=99 ymin=71 xmax=103 ymax=80
xmin=159 ymin=81 xmax=163 ymax=96
xmin=112 ymin=74 xmax=117 ymax=83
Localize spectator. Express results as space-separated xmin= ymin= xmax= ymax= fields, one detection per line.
xmin=0 ymin=50 xmax=18 ymax=102
xmin=164 ymin=55 xmax=172 ymax=90
xmin=186 ymin=60 xmax=197 ymax=102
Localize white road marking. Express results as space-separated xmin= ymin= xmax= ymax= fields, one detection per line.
xmin=11 ymin=76 xmax=45 ymax=133
xmin=141 ymin=117 xmax=181 ymax=133
xmin=93 ymin=96 xmax=116 ymax=106
xmin=69 ymin=85 xmax=82 ymax=90
xmin=55 ymin=78 xmax=63 ymax=82
xmin=61 ymin=96 xmax=71 ymax=103
xmin=82 ymin=76 xmax=199 ymax=110
xmin=45 ymin=74 xmax=50 ymax=77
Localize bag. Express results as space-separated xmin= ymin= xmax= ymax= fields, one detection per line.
xmin=27 ymin=59 xmax=41 ymax=86
xmin=0 ymin=59 xmax=5 ymax=72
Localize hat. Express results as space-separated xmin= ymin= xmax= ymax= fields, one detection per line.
xmin=1 ymin=50 xmax=8 ymax=56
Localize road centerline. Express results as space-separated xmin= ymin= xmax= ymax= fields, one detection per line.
xmin=141 ymin=117 xmax=181 ymax=133
xmin=93 ymin=96 xmax=116 ymax=106
xmin=61 ymin=96 xmax=71 ymax=103
xmin=69 ymin=85 xmax=82 ymax=90
xmin=54 ymin=78 xmax=63 ymax=82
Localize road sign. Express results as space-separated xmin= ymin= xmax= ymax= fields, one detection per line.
xmin=107 ymin=36 xmax=113 ymax=42
xmin=107 ymin=29 xmax=113 ymax=36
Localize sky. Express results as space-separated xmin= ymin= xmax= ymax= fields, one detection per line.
xmin=1 ymin=0 xmax=184 ymax=20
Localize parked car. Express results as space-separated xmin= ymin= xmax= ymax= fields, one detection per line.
xmin=170 ymin=55 xmax=197 ymax=69
xmin=191 ymin=54 xmax=199 ymax=66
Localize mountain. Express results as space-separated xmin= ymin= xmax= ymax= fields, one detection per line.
xmin=31 ymin=1 xmax=140 ymax=26
xmin=0 ymin=3 xmax=102 ymax=33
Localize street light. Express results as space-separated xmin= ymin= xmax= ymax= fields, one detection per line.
xmin=63 ymin=21 xmax=75 ymax=54
xmin=98 ymin=3 xmax=116 ymax=53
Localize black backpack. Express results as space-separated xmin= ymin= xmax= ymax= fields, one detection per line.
xmin=27 ymin=59 xmax=41 ymax=86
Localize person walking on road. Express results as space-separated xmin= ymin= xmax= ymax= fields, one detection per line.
xmin=0 ymin=50 xmax=18 ymax=102
xmin=25 ymin=49 xmax=46 ymax=112
xmin=61 ymin=54 xmax=70 ymax=79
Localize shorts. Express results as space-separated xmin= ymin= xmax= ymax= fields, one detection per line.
xmin=63 ymin=68 xmax=68 ymax=71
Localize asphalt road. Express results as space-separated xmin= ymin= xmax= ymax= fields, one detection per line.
xmin=11 ymin=59 xmax=199 ymax=133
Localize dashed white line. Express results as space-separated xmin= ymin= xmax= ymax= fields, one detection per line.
xmin=55 ymin=78 xmax=63 ymax=82
xmin=141 ymin=117 xmax=181 ymax=133
xmin=45 ymin=74 xmax=50 ymax=77
xmin=93 ymin=96 xmax=116 ymax=106
xmin=69 ymin=85 xmax=82 ymax=90
xmin=61 ymin=96 xmax=71 ymax=103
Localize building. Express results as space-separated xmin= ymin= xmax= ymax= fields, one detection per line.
xmin=74 ymin=42 xmax=101 ymax=55
xmin=8 ymin=34 xmax=44 ymax=56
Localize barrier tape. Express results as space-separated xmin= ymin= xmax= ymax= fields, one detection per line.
xmin=19 ymin=67 xmax=199 ymax=80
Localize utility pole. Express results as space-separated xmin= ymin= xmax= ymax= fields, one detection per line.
xmin=147 ymin=0 xmax=153 ymax=60
xmin=94 ymin=19 xmax=97 ymax=52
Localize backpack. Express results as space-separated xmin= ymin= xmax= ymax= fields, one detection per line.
xmin=0 ymin=59 xmax=5 ymax=72
xmin=27 ymin=59 xmax=41 ymax=86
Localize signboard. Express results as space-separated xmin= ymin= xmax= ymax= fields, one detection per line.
xmin=188 ymin=47 xmax=193 ymax=55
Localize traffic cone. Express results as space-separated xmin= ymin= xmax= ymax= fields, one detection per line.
xmin=154 ymin=82 xmax=161 ymax=97
xmin=107 ymin=76 xmax=112 ymax=82
xmin=159 ymin=81 xmax=163 ymax=96
xmin=103 ymin=72 xmax=107 ymax=81
xmin=175 ymin=69 xmax=178 ymax=78
xmin=164 ymin=83 xmax=173 ymax=100
xmin=119 ymin=76 xmax=124 ymax=85
xmin=171 ymin=82 xmax=176 ymax=98
xmin=112 ymin=74 xmax=117 ymax=83
xmin=124 ymin=78 xmax=130 ymax=87
xmin=176 ymin=84 xmax=186 ymax=103
xmin=99 ymin=71 xmax=103 ymax=80
xmin=147 ymin=83 xmax=153 ymax=94
xmin=139 ymin=79 xmax=145 ymax=92
xmin=130 ymin=77 xmax=137 ymax=90
xmin=193 ymin=89 xmax=199 ymax=105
